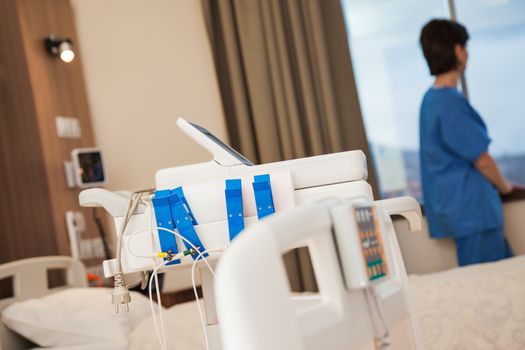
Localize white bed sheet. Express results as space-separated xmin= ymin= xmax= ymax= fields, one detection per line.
xmin=28 ymin=300 xmax=205 ymax=350
xmin=135 ymin=256 xmax=525 ymax=350
xmin=409 ymin=255 xmax=525 ymax=349
xmin=128 ymin=300 xmax=205 ymax=350
xmin=30 ymin=344 xmax=124 ymax=350
xmin=29 ymin=256 xmax=525 ymax=350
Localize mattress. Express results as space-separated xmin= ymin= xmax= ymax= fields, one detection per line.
xmin=128 ymin=300 xmax=205 ymax=350
xmin=31 ymin=256 xmax=525 ymax=349
xmin=148 ymin=256 xmax=525 ymax=350
xmin=409 ymin=255 xmax=525 ymax=349
xmin=28 ymin=301 xmax=205 ymax=350
xmin=134 ymin=256 xmax=525 ymax=349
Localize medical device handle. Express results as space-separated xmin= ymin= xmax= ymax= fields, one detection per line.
xmin=375 ymin=196 xmax=422 ymax=232
xmin=374 ymin=196 xmax=425 ymax=350
xmin=216 ymin=198 xmax=423 ymax=350
xmin=216 ymin=201 xmax=347 ymax=350
xmin=79 ymin=188 xmax=147 ymax=217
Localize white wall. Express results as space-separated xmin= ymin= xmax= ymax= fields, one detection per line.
xmin=395 ymin=199 xmax=525 ymax=274
xmin=72 ymin=0 xmax=227 ymax=191
xmin=72 ymin=0 xmax=226 ymax=291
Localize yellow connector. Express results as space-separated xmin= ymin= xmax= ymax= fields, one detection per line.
xmin=156 ymin=252 xmax=168 ymax=259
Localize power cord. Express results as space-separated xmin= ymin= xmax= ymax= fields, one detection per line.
xmin=112 ymin=189 xmax=154 ymax=313
xmin=365 ymin=287 xmax=391 ymax=350
xmin=92 ymin=207 xmax=111 ymax=261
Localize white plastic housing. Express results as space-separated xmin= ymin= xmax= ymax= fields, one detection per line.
xmin=215 ymin=198 xmax=423 ymax=350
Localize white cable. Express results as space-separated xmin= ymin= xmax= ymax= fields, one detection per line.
xmin=148 ymin=260 xmax=169 ymax=350
xmin=365 ymin=287 xmax=390 ymax=350
xmin=372 ymin=287 xmax=390 ymax=349
xmin=116 ymin=192 xmax=143 ymax=273
xmin=146 ymin=201 xmax=168 ymax=350
xmin=191 ymin=248 xmax=224 ymax=350
xmin=145 ymin=250 xmax=185 ymax=350
xmin=126 ymin=226 xmax=216 ymax=276
xmin=123 ymin=225 xmax=219 ymax=349
xmin=113 ymin=191 xmax=150 ymax=313
xmin=125 ymin=209 xmax=164 ymax=259
xmin=154 ymin=266 xmax=168 ymax=349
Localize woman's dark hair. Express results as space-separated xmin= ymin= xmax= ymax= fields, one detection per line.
xmin=419 ymin=19 xmax=469 ymax=76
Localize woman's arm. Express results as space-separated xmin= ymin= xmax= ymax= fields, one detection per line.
xmin=475 ymin=151 xmax=512 ymax=194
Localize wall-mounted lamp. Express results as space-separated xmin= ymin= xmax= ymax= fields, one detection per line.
xmin=44 ymin=35 xmax=75 ymax=63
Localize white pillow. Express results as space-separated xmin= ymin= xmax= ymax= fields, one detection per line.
xmin=2 ymin=288 xmax=154 ymax=348
xmin=129 ymin=300 xmax=205 ymax=350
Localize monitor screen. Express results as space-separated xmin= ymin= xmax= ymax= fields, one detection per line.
xmin=189 ymin=121 xmax=254 ymax=166
xmin=77 ymin=151 xmax=105 ymax=184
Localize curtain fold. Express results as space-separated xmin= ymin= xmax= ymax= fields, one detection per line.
xmin=202 ymin=0 xmax=377 ymax=291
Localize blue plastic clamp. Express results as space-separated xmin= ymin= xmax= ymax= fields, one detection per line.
xmin=252 ymin=174 xmax=275 ymax=219
xmin=171 ymin=187 xmax=198 ymax=225
xmin=168 ymin=191 xmax=207 ymax=259
xmin=225 ymin=179 xmax=245 ymax=240
xmin=152 ymin=190 xmax=180 ymax=264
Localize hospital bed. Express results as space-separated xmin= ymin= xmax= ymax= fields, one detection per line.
xmin=0 ymin=256 xmax=204 ymax=350
xmin=3 ymin=252 xmax=525 ymax=349
xmin=0 ymin=256 xmax=88 ymax=350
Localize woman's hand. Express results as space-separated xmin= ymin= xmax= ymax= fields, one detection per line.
xmin=500 ymin=180 xmax=513 ymax=195
xmin=475 ymin=152 xmax=515 ymax=195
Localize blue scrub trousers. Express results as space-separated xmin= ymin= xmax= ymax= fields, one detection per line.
xmin=455 ymin=228 xmax=513 ymax=266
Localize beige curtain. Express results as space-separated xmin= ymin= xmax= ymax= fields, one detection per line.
xmin=202 ymin=0 xmax=378 ymax=291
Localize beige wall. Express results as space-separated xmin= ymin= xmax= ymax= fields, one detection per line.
xmin=72 ymin=0 xmax=227 ymax=191
xmin=395 ymin=199 xmax=525 ymax=274
xmin=72 ymin=0 xmax=226 ymax=291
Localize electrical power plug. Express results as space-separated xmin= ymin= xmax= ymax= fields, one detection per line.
xmin=112 ymin=272 xmax=131 ymax=313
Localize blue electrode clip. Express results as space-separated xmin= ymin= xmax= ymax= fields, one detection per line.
xmin=252 ymin=174 xmax=275 ymax=219
xmin=225 ymin=179 xmax=245 ymax=240
xmin=152 ymin=190 xmax=180 ymax=264
xmin=171 ymin=187 xmax=198 ymax=225
xmin=169 ymin=187 xmax=207 ymax=259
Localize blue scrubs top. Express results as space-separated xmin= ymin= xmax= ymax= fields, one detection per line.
xmin=419 ymin=87 xmax=503 ymax=238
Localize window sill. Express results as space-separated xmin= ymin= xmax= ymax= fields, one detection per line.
xmin=501 ymin=188 xmax=525 ymax=203
xmin=396 ymin=189 xmax=525 ymax=219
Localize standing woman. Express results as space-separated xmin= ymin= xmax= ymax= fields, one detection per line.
xmin=419 ymin=19 xmax=515 ymax=266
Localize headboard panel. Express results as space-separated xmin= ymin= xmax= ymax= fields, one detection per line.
xmin=0 ymin=256 xmax=87 ymax=350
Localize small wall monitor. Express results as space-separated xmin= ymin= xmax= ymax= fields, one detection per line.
xmin=71 ymin=148 xmax=106 ymax=187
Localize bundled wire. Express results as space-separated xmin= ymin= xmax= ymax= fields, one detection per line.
xmin=118 ymin=190 xmax=223 ymax=350
xmin=92 ymin=207 xmax=112 ymax=261
xmin=127 ymin=225 xmax=219 ymax=350
xmin=365 ymin=287 xmax=391 ymax=350
xmin=112 ymin=189 xmax=154 ymax=313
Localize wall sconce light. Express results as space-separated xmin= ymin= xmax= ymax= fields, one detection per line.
xmin=44 ymin=35 xmax=75 ymax=63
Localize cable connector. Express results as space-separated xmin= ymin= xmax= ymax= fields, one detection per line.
xmin=374 ymin=336 xmax=390 ymax=350
xmin=157 ymin=252 xmax=169 ymax=259
xmin=112 ymin=272 xmax=131 ymax=313
xmin=184 ymin=248 xmax=196 ymax=257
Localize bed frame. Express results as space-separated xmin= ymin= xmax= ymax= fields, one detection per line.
xmin=0 ymin=256 xmax=87 ymax=350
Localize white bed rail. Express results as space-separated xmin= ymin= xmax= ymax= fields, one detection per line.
xmin=0 ymin=256 xmax=87 ymax=350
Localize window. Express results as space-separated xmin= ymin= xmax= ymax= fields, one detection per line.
xmin=341 ymin=0 xmax=525 ymax=201
xmin=456 ymin=0 xmax=525 ymax=186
